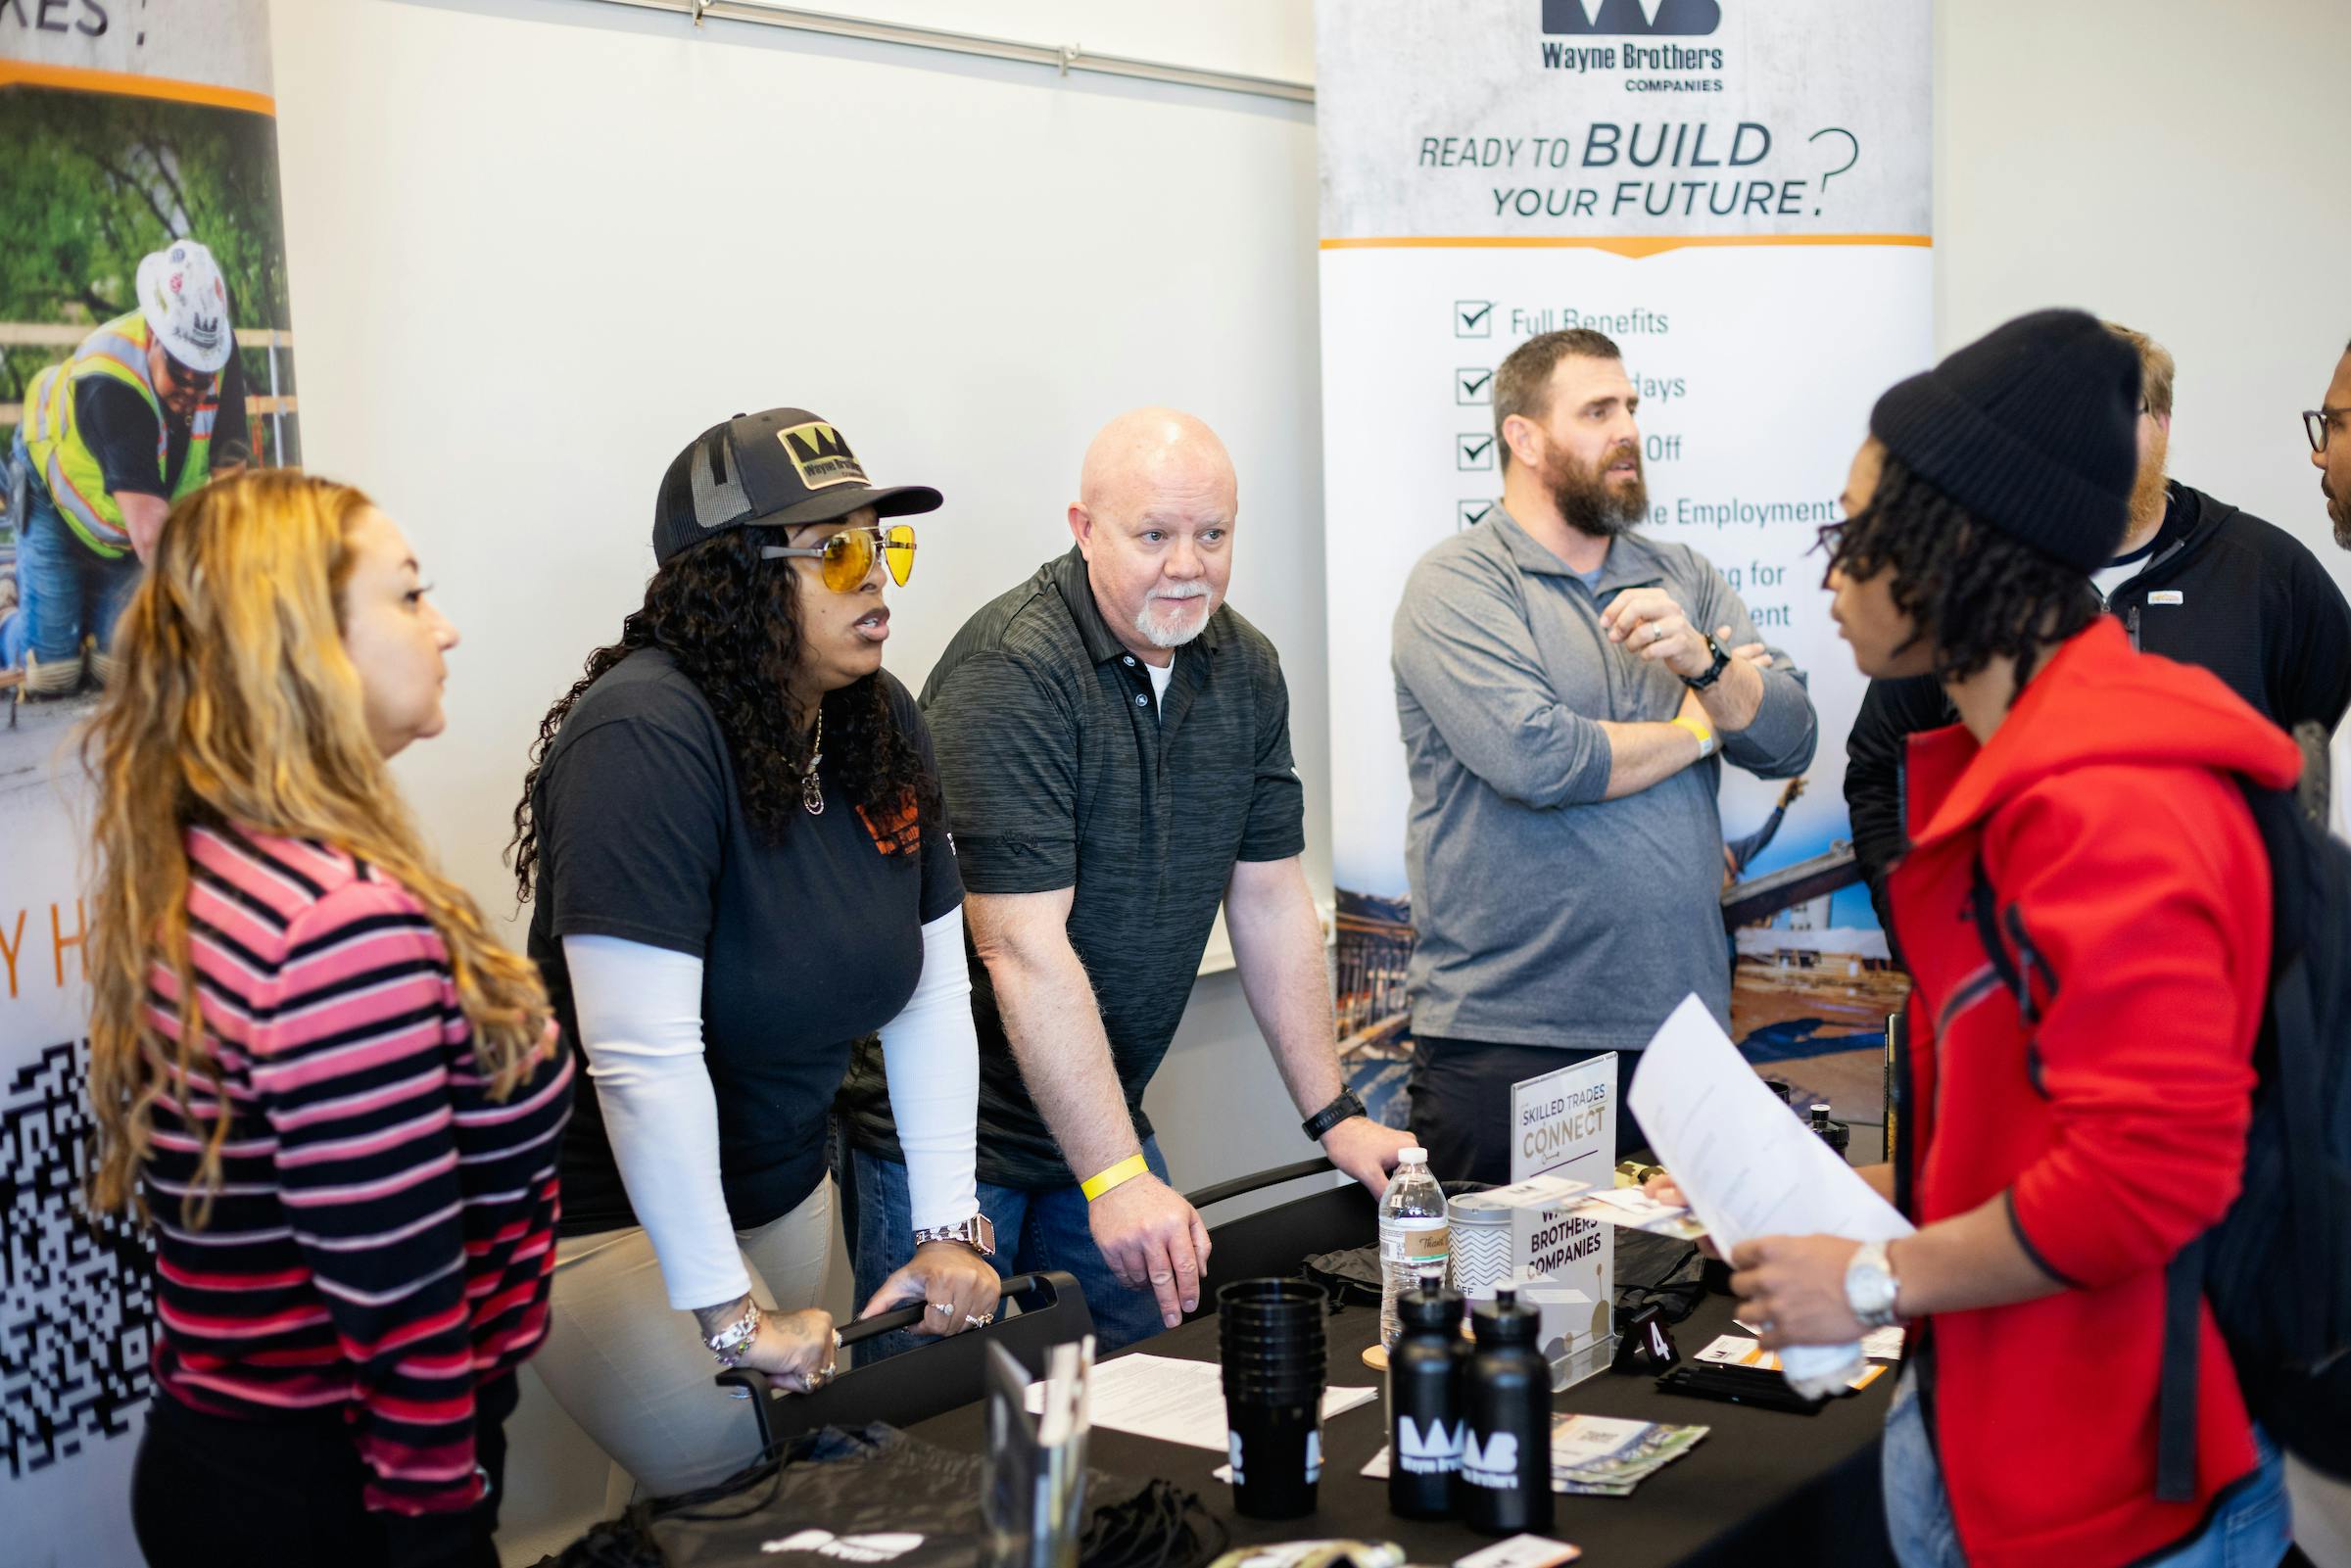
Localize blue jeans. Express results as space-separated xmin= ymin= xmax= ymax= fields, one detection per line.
xmin=1883 ymin=1363 xmax=2291 ymax=1568
xmin=12 ymin=430 xmax=139 ymax=664
xmin=845 ymin=1137 xmax=1174 ymax=1366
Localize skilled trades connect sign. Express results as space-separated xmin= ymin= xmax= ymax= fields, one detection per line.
xmin=1511 ymin=1053 xmax=1618 ymax=1187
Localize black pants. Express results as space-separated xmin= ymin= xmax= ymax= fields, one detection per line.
xmin=1407 ymin=1035 xmax=1651 ymax=1186
xmin=130 ymin=1372 xmax=517 ymax=1568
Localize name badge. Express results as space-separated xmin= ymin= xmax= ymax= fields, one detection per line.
xmin=2149 ymin=591 xmax=2184 ymax=605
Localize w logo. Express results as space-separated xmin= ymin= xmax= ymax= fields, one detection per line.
xmin=785 ymin=423 xmax=849 ymax=463
xmin=1396 ymin=1413 xmax=1463 ymax=1476
xmin=1461 ymin=1428 xmax=1522 ymax=1489
xmin=1541 ymin=0 xmax=1721 ymax=34
xmin=762 ymin=1530 xmax=924 ymax=1562
xmin=777 ymin=419 xmax=869 ymax=489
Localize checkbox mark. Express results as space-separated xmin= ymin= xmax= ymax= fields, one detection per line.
xmin=1458 ymin=499 xmax=1495 ymax=529
xmin=1457 ymin=433 xmax=1496 ymax=470
xmin=1455 ymin=300 xmax=1494 ymax=337
xmin=1457 ymin=367 xmax=1494 ymax=404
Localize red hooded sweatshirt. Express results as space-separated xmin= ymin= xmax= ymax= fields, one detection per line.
xmin=1886 ymin=618 xmax=2301 ymax=1568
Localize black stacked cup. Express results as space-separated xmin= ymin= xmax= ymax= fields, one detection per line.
xmin=1218 ymin=1279 xmax=1328 ymax=1519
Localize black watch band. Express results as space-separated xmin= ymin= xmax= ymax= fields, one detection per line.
xmin=1681 ymin=633 xmax=1731 ymax=690
xmin=1301 ymin=1089 xmax=1367 ymax=1142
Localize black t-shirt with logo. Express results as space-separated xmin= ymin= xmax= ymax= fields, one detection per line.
xmin=529 ymin=649 xmax=961 ymax=1236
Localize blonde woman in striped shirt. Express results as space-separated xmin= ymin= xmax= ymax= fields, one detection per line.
xmin=82 ymin=470 xmax=573 ymax=1568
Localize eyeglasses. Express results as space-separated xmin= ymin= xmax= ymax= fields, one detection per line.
xmin=2303 ymin=408 xmax=2350 ymax=453
xmin=1813 ymin=517 xmax=1854 ymax=557
xmin=762 ymin=522 xmax=917 ymax=592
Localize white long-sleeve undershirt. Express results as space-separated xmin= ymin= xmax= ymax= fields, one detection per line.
xmin=563 ymin=907 xmax=982 ymax=1312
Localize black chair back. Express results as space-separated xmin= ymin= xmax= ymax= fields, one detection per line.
xmin=715 ymin=1269 xmax=1091 ymax=1453
xmin=1182 ymin=1157 xmax=1377 ymax=1320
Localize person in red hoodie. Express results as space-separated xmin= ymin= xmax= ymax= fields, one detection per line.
xmin=1722 ymin=309 xmax=2300 ymax=1568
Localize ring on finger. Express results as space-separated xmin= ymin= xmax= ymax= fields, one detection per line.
xmin=929 ymin=1301 xmax=953 ymax=1315
xmin=966 ymin=1312 xmax=993 ymax=1327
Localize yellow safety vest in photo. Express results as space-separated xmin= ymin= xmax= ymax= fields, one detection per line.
xmin=23 ymin=312 xmax=219 ymax=558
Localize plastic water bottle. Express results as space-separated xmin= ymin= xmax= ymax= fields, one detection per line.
xmin=1378 ymin=1148 xmax=1449 ymax=1351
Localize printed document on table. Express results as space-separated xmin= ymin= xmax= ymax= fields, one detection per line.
xmin=1625 ymin=995 xmax=1913 ymax=1257
xmin=1027 ymin=1354 xmax=1374 ymax=1452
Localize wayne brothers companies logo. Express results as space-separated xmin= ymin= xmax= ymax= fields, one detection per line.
xmin=1541 ymin=0 xmax=1725 ymax=92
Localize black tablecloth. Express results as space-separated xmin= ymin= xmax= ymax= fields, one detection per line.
xmin=906 ymin=1286 xmax=1895 ymax=1567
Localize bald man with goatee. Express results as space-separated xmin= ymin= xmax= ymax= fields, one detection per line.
xmin=838 ymin=408 xmax=1412 ymax=1354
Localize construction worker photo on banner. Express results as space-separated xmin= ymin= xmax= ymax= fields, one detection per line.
xmin=1 ymin=59 xmax=305 ymax=722
xmin=6 ymin=239 xmax=250 ymax=697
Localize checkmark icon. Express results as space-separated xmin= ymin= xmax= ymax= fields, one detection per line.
xmin=1457 ymin=368 xmax=1494 ymax=404
xmin=1458 ymin=434 xmax=1496 ymax=470
xmin=1455 ymin=300 xmax=1494 ymax=337
xmin=1459 ymin=499 xmax=1495 ymax=529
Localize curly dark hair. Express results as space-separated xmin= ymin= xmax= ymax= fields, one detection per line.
xmin=507 ymin=527 xmax=939 ymax=904
xmin=1821 ymin=452 xmax=2101 ymax=693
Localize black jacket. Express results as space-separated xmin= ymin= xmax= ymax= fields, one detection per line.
xmin=1846 ymin=481 xmax=2351 ymax=950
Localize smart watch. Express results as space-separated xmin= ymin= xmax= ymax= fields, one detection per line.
xmin=1301 ymin=1088 xmax=1367 ymax=1142
xmin=1845 ymin=1239 xmax=1902 ymax=1331
xmin=912 ymin=1212 xmax=997 ymax=1259
xmin=1680 ymin=632 xmax=1732 ymax=690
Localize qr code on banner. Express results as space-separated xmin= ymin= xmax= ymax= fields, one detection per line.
xmin=0 ymin=1039 xmax=155 ymax=1477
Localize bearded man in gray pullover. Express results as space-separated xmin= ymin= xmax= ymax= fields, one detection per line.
xmin=1392 ymin=327 xmax=1818 ymax=1182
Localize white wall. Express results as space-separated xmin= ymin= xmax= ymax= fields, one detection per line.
xmin=1933 ymin=0 xmax=2351 ymax=598
xmin=263 ymin=1 xmax=2351 ymax=1561
xmin=269 ymin=0 xmax=1330 ymax=909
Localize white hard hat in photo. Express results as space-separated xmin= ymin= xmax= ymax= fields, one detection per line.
xmin=135 ymin=239 xmax=235 ymax=375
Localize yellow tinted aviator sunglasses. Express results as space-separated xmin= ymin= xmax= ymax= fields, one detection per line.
xmin=762 ymin=522 xmax=917 ymax=592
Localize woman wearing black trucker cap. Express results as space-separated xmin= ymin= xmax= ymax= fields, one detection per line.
xmin=507 ymin=409 xmax=999 ymax=1498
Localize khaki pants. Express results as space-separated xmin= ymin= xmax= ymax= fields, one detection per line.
xmin=532 ymin=1179 xmax=833 ymax=1500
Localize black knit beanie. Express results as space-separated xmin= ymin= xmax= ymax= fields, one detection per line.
xmin=1868 ymin=309 xmax=2141 ymax=572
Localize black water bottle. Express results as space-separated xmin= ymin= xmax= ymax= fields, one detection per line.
xmin=1459 ymin=1286 xmax=1553 ymax=1535
xmin=1387 ymin=1268 xmax=1467 ymax=1520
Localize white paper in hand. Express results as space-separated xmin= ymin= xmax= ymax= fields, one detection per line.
xmin=1626 ymin=995 xmax=1913 ymax=1395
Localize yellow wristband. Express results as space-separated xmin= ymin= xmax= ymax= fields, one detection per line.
xmin=1081 ymin=1155 xmax=1150 ymax=1202
xmin=1671 ymin=713 xmax=1716 ymax=759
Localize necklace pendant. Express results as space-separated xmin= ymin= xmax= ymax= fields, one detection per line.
xmin=802 ymin=710 xmax=826 ymax=815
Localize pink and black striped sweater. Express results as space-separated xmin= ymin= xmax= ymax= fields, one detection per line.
xmin=142 ymin=826 xmax=573 ymax=1522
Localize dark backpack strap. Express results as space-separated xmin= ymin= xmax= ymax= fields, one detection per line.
xmin=2245 ymin=784 xmax=2333 ymax=1353
xmin=2273 ymin=951 xmax=2331 ymax=1354
xmin=2155 ymin=1235 xmax=2205 ymax=1503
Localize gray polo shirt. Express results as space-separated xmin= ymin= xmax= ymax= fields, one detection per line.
xmin=1392 ymin=507 xmax=1817 ymax=1048
xmin=837 ymin=546 xmax=1306 ymax=1189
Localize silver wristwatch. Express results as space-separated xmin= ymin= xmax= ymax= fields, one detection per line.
xmin=1845 ymin=1239 xmax=1902 ymax=1331
xmin=912 ymin=1212 xmax=997 ymax=1259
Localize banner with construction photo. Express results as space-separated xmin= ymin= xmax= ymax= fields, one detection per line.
xmin=1315 ymin=0 xmax=1929 ymax=1137
xmin=1 ymin=7 xmax=295 ymax=1562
